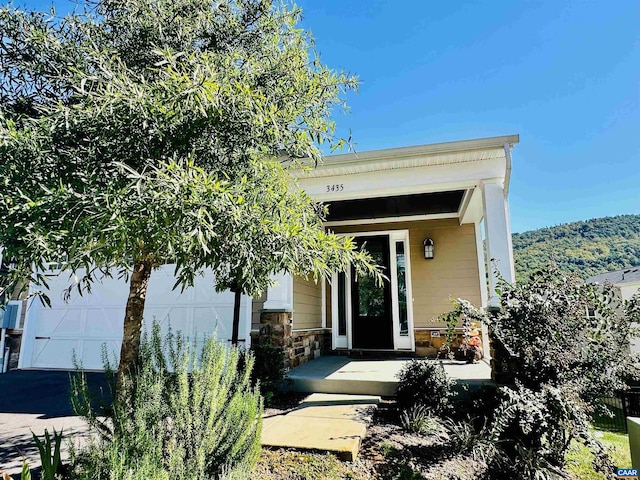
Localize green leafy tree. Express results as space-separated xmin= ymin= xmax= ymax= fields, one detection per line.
xmin=512 ymin=214 xmax=640 ymax=282
xmin=0 ymin=0 xmax=379 ymax=380
xmin=440 ymin=269 xmax=640 ymax=476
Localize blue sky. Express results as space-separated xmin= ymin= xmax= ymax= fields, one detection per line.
xmin=294 ymin=0 xmax=640 ymax=233
xmin=16 ymin=0 xmax=640 ymax=232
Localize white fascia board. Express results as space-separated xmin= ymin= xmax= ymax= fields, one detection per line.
xmin=298 ymin=157 xmax=507 ymax=202
xmin=310 ymin=134 xmax=520 ymax=170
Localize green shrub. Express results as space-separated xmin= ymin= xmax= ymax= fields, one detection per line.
xmin=20 ymin=460 xmax=31 ymax=480
xmin=32 ymin=428 xmax=65 ymax=480
xmin=490 ymin=268 xmax=640 ymax=406
xmin=400 ymin=404 xmax=440 ymax=435
xmin=396 ymin=359 xmax=456 ymax=412
xmin=248 ymin=344 xmax=287 ymax=404
xmin=487 ymin=384 xmax=615 ymax=479
xmin=443 ymin=418 xmax=503 ymax=468
xmin=71 ymin=324 xmax=262 ymax=480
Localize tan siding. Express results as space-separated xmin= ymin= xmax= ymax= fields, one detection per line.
xmin=330 ymin=218 xmax=482 ymax=329
xmin=293 ymin=276 xmax=323 ymax=330
xmin=251 ymin=292 xmax=267 ymax=331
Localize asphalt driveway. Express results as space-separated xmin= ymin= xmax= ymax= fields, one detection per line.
xmin=0 ymin=370 xmax=109 ymax=476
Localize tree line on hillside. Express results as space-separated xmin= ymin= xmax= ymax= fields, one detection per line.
xmin=512 ymin=214 xmax=640 ymax=282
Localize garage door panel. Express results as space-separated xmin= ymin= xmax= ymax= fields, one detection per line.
xmin=23 ymin=264 xmax=253 ymax=370
xmin=35 ymin=308 xmax=83 ymax=336
xmin=85 ymin=307 xmax=125 ymax=337
xmin=143 ymin=306 xmax=192 ymax=336
xmin=44 ymin=275 xmax=90 ymax=307
xmin=86 ymin=280 xmax=130 ymax=305
xmin=32 ymin=339 xmax=81 ymax=368
xmin=193 ymin=306 xmax=232 ymax=341
xmin=81 ymin=340 xmax=121 ymax=370
xmin=145 ymin=281 xmax=186 ymax=304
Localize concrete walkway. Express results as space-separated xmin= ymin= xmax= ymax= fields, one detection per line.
xmin=0 ymin=370 xmax=107 ymax=477
xmin=287 ymin=356 xmax=493 ymax=396
xmin=261 ymin=393 xmax=380 ymax=461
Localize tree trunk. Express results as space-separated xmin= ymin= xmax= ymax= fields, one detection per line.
xmin=231 ymin=287 xmax=241 ymax=346
xmin=118 ymin=258 xmax=153 ymax=380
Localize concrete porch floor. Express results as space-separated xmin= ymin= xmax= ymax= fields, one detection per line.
xmin=287 ymin=355 xmax=493 ymax=397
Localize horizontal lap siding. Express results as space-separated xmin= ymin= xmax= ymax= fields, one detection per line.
xmin=330 ymin=219 xmax=482 ymax=329
xmin=293 ymin=276 xmax=323 ymax=330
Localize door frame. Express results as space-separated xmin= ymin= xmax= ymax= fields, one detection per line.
xmin=330 ymin=229 xmax=415 ymax=351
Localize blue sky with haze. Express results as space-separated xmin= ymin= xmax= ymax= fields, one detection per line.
xmin=16 ymin=0 xmax=640 ymax=232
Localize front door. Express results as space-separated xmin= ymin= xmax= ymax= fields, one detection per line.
xmin=351 ymin=236 xmax=394 ymax=349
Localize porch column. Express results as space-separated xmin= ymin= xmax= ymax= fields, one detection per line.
xmin=481 ymin=179 xmax=515 ymax=309
xmin=263 ymin=271 xmax=294 ymax=312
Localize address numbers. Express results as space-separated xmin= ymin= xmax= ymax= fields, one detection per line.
xmin=326 ymin=184 xmax=344 ymax=192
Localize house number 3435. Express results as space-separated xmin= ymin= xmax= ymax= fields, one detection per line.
xmin=326 ymin=184 xmax=344 ymax=192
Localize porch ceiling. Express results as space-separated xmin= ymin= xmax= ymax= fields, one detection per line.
xmin=325 ymin=190 xmax=465 ymax=222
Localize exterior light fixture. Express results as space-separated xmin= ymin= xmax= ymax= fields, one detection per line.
xmin=423 ymin=238 xmax=434 ymax=260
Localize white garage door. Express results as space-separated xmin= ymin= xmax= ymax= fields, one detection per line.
xmin=19 ymin=265 xmax=252 ymax=370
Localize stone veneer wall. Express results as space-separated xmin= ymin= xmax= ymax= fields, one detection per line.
xmin=251 ymin=311 xmax=330 ymax=369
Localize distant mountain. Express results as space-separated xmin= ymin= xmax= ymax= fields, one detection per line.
xmin=512 ymin=214 xmax=640 ymax=282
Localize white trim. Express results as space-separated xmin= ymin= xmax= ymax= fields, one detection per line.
xmin=299 ymin=158 xmax=508 ymax=203
xmin=18 ymin=288 xmax=38 ymax=369
xmin=331 ymin=229 xmax=415 ymax=352
xmin=292 ymin=134 xmax=520 ymax=176
xmin=457 ymin=189 xmax=473 ymax=220
xmin=392 ymin=232 xmax=415 ymax=350
xmin=6 ymin=300 xmax=23 ymax=330
xmin=459 ymin=187 xmax=484 ymax=225
xmin=263 ymin=272 xmax=294 ymax=311
xmin=321 ymin=279 xmax=327 ymax=329
xmin=474 ymin=221 xmax=489 ymax=308
xmin=481 ymin=180 xmax=515 ymax=308
xmin=330 ymin=269 xmax=351 ymax=350
xmin=474 ymin=221 xmax=491 ymax=360
xmin=324 ymin=212 xmax=457 ymax=228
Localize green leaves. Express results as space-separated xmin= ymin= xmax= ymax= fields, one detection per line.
xmin=0 ymin=0 xmax=377 ymax=372
xmin=31 ymin=428 xmax=64 ymax=480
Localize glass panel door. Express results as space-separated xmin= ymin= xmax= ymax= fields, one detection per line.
xmin=331 ymin=230 xmax=414 ymax=351
xmin=351 ymin=236 xmax=393 ymax=349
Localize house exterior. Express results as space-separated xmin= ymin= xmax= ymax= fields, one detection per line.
xmin=587 ymin=266 xmax=640 ymax=301
xmin=252 ymin=134 xmax=518 ymax=367
xmin=586 ymin=266 xmax=640 ymax=353
xmin=3 ymin=134 xmax=518 ymax=371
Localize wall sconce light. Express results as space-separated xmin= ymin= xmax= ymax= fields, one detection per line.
xmin=423 ymin=238 xmax=434 ymax=260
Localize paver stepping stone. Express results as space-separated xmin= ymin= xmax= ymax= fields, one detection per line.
xmin=261 ymin=393 xmax=380 ymax=461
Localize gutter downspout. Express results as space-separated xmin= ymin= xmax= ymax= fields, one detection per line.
xmin=503 ymin=142 xmax=513 ymax=198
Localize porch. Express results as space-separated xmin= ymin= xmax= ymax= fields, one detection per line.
xmin=285 ymin=355 xmax=493 ymax=397
xmin=253 ymin=135 xmax=519 ymax=364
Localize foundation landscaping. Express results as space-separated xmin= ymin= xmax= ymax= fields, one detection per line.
xmin=3 ymin=267 xmax=637 ymax=480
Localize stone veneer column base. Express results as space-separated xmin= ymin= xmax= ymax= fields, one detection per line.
xmin=251 ymin=311 xmax=330 ymax=370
